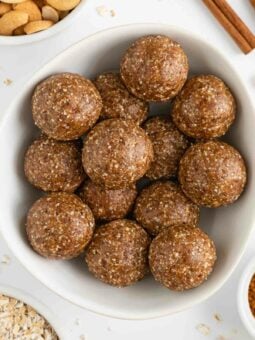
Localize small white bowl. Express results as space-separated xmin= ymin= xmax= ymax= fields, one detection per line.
xmin=0 ymin=24 xmax=254 ymax=320
xmin=0 ymin=284 xmax=65 ymax=339
xmin=0 ymin=0 xmax=88 ymax=45
xmin=238 ymin=258 xmax=255 ymax=337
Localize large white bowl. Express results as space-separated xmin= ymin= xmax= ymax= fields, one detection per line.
xmin=0 ymin=0 xmax=87 ymax=45
xmin=0 ymin=24 xmax=254 ymax=320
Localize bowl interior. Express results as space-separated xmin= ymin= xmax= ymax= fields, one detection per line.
xmin=0 ymin=24 xmax=254 ymax=319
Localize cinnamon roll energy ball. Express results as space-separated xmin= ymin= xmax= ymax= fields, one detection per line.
xmin=120 ymin=35 xmax=189 ymax=101
xmin=32 ymin=73 xmax=102 ymax=140
xmin=24 ymin=136 xmax=85 ymax=192
xmin=179 ymin=140 xmax=247 ymax=208
xmin=134 ymin=181 xmax=199 ymax=236
xmin=149 ymin=225 xmax=217 ymax=291
xmin=143 ymin=116 xmax=189 ymax=180
xmin=79 ymin=180 xmax=137 ymax=221
xmin=95 ymin=72 xmax=148 ymax=124
xmin=85 ymin=219 xmax=150 ymax=287
xmin=172 ymin=75 xmax=236 ymax=139
xmin=82 ymin=119 xmax=154 ymax=189
xmin=26 ymin=193 xmax=95 ymax=259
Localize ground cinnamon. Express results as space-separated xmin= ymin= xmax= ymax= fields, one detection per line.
xmin=248 ymin=274 xmax=255 ymax=316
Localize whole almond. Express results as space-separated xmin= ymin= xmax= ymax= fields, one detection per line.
xmin=0 ymin=2 xmax=11 ymax=15
xmin=46 ymin=0 xmax=80 ymax=11
xmin=14 ymin=1 xmax=41 ymax=21
xmin=0 ymin=10 xmax=28 ymax=35
xmin=24 ymin=19 xmax=53 ymax=34
xmin=42 ymin=5 xmax=58 ymax=22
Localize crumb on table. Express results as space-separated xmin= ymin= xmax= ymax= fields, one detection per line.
xmin=196 ymin=323 xmax=211 ymax=336
xmin=3 ymin=78 xmax=13 ymax=86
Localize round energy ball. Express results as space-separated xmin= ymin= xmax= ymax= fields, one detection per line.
xmin=120 ymin=35 xmax=189 ymax=101
xmin=32 ymin=73 xmax=102 ymax=140
xmin=26 ymin=193 xmax=95 ymax=259
xmin=82 ymin=118 xmax=154 ymax=189
xmin=79 ymin=180 xmax=137 ymax=221
xmin=134 ymin=181 xmax=199 ymax=236
xmin=172 ymin=75 xmax=236 ymax=139
xmin=85 ymin=219 xmax=150 ymax=287
xmin=24 ymin=136 xmax=85 ymax=192
xmin=179 ymin=140 xmax=247 ymax=208
xmin=149 ymin=224 xmax=216 ymax=291
xmin=95 ymin=72 xmax=148 ymax=124
xmin=143 ymin=116 xmax=189 ymax=179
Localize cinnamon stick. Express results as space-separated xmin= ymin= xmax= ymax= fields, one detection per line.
xmin=214 ymin=0 xmax=255 ymax=48
xmin=202 ymin=0 xmax=253 ymax=54
xmin=251 ymin=0 xmax=255 ymax=9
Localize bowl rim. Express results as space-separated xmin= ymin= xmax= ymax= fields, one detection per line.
xmin=0 ymin=0 xmax=88 ymax=46
xmin=0 ymin=284 xmax=65 ymax=339
xmin=237 ymin=257 xmax=255 ymax=337
xmin=0 ymin=23 xmax=254 ymax=320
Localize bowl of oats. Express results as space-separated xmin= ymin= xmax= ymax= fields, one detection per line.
xmin=0 ymin=284 xmax=64 ymax=339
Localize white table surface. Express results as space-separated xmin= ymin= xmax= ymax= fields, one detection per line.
xmin=0 ymin=0 xmax=255 ymax=339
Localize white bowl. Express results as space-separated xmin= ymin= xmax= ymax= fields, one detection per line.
xmin=0 ymin=0 xmax=87 ymax=45
xmin=0 ymin=284 xmax=64 ymax=338
xmin=0 ymin=24 xmax=254 ymax=320
xmin=238 ymin=257 xmax=255 ymax=337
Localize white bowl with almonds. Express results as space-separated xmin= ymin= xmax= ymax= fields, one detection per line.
xmin=0 ymin=0 xmax=87 ymax=44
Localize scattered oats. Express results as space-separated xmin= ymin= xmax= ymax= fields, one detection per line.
xmin=3 ymin=78 xmax=12 ymax=86
xmin=80 ymin=335 xmax=86 ymax=340
xmin=96 ymin=5 xmax=109 ymax=17
xmin=0 ymin=294 xmax=58 ymax=339
xmin=196 ymin=323 xmax=211 ymax=336
xmin=216 ymin=336 xmax=227 ymax=340
xmin=1 ymin=255 xmax=11 ymax=265
xmin=110 ymin=9 xmax=116 ymax=17
xmin=96 ymin=5 xmax=115 ymax=18
xmin=214 ymin=313 xmax=222 ymax=322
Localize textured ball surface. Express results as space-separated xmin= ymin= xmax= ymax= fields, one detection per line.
xmin=79 ymin=180 xmax=137 ymax=221
xmin=134 ymin=181 xmax=199 ymax=236
xmin=32 ymin=73 xmax=102 ymax=140
xmin=85 ymin=219 xmax=150 ymax=287
xmin=95 ymin=72 xmax=148 ymax=124
xmin=26 ymin=193 xmax=95 ymax=259
xmin=144 ymin=116 xmax=189 ymax=179
xmin=24 ymin=136 xmax=85 ymax=192
xmin=82 ymin=118 xmax=154 ymax=189
xmin=178 ymin=140 xmax=247 ymax=207
xmin=149 ymin=224 xmax=216 ymax=291
xmin=120 ymin=35 xmax=189 ymax=101
xmin=172 ymin=75 xmax=236 ymax=139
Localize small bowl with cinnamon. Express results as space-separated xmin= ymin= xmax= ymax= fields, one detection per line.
xmin=238 ymin=257 xmax=255 ymax=337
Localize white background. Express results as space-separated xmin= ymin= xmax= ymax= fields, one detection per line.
xmin=0 ymin=0 xmax=255 ymax=339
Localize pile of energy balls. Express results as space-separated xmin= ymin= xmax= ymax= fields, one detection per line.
xmin=24 ymin=35 xmax=247 ymax=291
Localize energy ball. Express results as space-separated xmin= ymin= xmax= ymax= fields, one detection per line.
xmin=120 ymin=35 xmax=189 ymax=101
xmin=79 ymin=180 xmax=137 ymax=221
xmin=179 ymin=140 xmax=247 ymax=208
xmin=149 ymin=224 xmax=216 ymax=291
xmin=24 ymin=136 xmax=85 ymax=192
xmin=82 ymin=118 xmax=154 ymax=189
xmin=143 ymin=116 xmax=189 ymax=179
xmin=32 ymin=73 xmax=102 ymax=140
xmin=95 ymin=72 xmax=148 ymax=124
xmin=85 ymin=219 xmax=150 ymax=287
xmin=26 ymin=193 xmax=95 ymax=259
xmin=172 ymin=75 xmax=236 ymax=139
xmin=134 ymin=181 xmax=199 ymax=236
